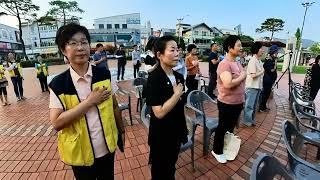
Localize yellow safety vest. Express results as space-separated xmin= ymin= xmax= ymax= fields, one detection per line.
xmin=49 ymin=65 xmax=118 ymax=166
xmin=8 ymin=62 xmax=23 ymax=77
xmin=0 ymin=65 xmax=5 ymax=79
xmin=35 ymin=63 xmax=48 ymax=77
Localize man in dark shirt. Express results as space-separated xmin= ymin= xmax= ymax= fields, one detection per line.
xmin=208 ymin=43 xmax=219 ymax=99
xmin=93 ymin=43 xmax=108 ymax=69
xmin=115 ymin=45 xmax=127 ymax=80
xmin=259 ymin=45 xmax=279 ymax=112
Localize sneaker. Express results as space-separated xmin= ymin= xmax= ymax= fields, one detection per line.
xmin=21 ymin=96 xmax=26 ymax=100
xmin=242 ymin=122 xmax=252 ymax=127
xmin=211 ymin=150 xmax=227 ymax=164
xmin=17 ymin=97 xmax=21 ymax=102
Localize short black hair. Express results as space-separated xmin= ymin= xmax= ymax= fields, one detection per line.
xmin=96 ymin=43 xmax=103 ymax=48
xmin=55 ymin=23 xmax=90 ymax=52
xmin=187 ymin=44 xmax=197 ymax=53
xmin=250 ymin=42 xmax=263 ymax=54
xmin=223 ymin=35 xmax=241 ymax=53
xmin=210 ymin=43 xmax=217 ymax=48
xmin=132 ymin=44 xmax=137 ymax=48
xmin=153 ymin=35 xmax=176 ymax=55
xmin=145 ymin=36 xmax=159 ymax=51
xmin=316 ymin=55 xmax=320 ymax=64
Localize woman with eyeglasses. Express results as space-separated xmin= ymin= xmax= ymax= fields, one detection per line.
xmin=49 ymin=23 xmax=125 ymax=180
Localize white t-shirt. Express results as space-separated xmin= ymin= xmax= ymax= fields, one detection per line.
xmin=245 ymin=56 xmax=264 ymax=89
xmin=167 ymin=74 xmax=176 ymax=86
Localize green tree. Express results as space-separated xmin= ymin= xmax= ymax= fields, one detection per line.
xmin=310 ymin=43 xmax=320 ymax=55
xmin=212 ymin=36 xmax=227 ymax=46
xmin=0 ymin=0 xmax=40 ymax=60
xmin=256 ymin=18 xmax=285 ymax=41
xmin=240 ymin=35 xmax=254 ymax=52
xmin=295 ymin=28 xmax=301 ymax=50
xmin=47 ymin=0 xmax=84 ymax=25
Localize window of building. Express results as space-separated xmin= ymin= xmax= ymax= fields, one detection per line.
xmin=202 ymin=31 xmax=207 ymax=36
xmin=98 ymin=24 xmax=104 ymax=29
xmin=107 ymin=24 xmax=112 ymax=29
xmin=115 ymin=24 xmax=120 ymax=29
xmin=122 ymin=24 xmax=127 ymax=29
xmin=194 ymin=31 xmax=198 ymax=35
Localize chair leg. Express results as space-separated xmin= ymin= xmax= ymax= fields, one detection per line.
xmin=191 ymin=146 xmax=195 ymax=172
xmin=317 ymin=147 xmax=320 ymax=160
xmin=136 ymin=98 xmax=140 ymax=112
xmin=128 ymin=106 xmax=133 ymax=126
xmin=203 ymin=129 xmax=209 ymax=156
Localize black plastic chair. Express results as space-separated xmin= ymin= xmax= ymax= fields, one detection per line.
xmin=187 ymin=90 xmax=219 ymax=156
xmin=137 ymin=71 xmax=148 ymax=79
xmin=140 ymin=103 xmax=197 ymax=171
xmin=250 ymin=153 xmax=294 ymax=180
xmin=132 ymin=78 xmax=147 ymax=113
xmin=292 ymin=102 xmax=320 ymax=159
xmin=118 ymin=90 xmax=133 ymax=125
xmin=282 ymin=120 xmax=320 ymax=179
xmin=199 ymin=76 xmax=209 ymax=94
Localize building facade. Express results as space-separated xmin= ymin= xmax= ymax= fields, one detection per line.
xmin=92 ymin=13 xmax=141 ymax=47
xmin=0 ymin=23 xmax=23 ymax=61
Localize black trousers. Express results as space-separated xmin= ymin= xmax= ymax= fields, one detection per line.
xmin=186 ymin=75 xmax=199 ymax=95
xmin=310 ymin=85 xmax=320 ymax=101
xmin=208 ymin=72 xmax=217 ymax=98
xmin=38 ymin=73 xmax=48 ymax=92
xmin=150 ymin=141 xmax=181 ymax=180
xmin=72 ymin=152 xmax=115 ymax=180
xmin=213 ymin=101 xmax=243 ymax=154
xmin=11 ymin=76 xmax=23 ymax=98
xmin=117 ymin=61 xmax=126 ymax=80
xmin=133 ymin=63 xmax=140 ymax=78
xmin=0 ymin=87 xmax=7 ymax=96
xmin=259 ymin=83 xmax=273 ymax=110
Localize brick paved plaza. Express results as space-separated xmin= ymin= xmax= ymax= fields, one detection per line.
xmin=0 ymin=61 xmax=319 ymax=180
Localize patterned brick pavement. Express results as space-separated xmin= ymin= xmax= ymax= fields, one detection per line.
xmin=0 ymin=60 xmax=318 ymax=180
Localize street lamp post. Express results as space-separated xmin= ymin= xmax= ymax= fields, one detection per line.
xmin=177 ymin=15 xmax=189 ymax=45
xmin=296 ymin=1 xmax=315 ymax=65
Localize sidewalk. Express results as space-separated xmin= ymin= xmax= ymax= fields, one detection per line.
xmin=0 ymin=61 xmax=318 ymax=179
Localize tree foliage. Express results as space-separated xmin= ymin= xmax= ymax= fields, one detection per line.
xmin=295 ymin=28 xmax=301 ymax=50
xmin=310 ymin=43 xmax=320 ymax=55
xmin=0 ymin=0 xmax=40 ymax=60
xmin=47 ymin=0 xmax=84 ymax=25
xmin=256 ymin=18 xmax=285 ymax=41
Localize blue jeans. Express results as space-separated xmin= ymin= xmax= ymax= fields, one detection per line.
xmin=243 ymin=88 xmax=261 ymax=125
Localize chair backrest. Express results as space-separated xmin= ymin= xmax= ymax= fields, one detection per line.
xmin=282 ymin=120 xmax=320 ymax=178
xmin=138 ymin=71 xmax=148 ymax=78
xmin=140 ymin=103 xmax=151 ymax=128
xmin=250 ymin=153 xmax=294 ymax=180
xmin=187 ymin=90 xmax=214 ymax=115
xmin=292 ymin=102 xmax=319 ymax=133
xmin=133 ymin=77 xmax=147 ymax=98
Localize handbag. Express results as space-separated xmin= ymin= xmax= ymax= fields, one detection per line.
xmin=223 ymin=131 xmax=241 ymax=161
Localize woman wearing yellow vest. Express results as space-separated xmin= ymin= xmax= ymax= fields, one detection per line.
xmin=0 ymin=62 xmax=10 ymax=106
xmin=6 ymin=53 xmax=25 ymax=101
xmin=35 ymin=59 xmax=49 ymax=92
xmin=49 ymin=23 xmax=125 ymax=180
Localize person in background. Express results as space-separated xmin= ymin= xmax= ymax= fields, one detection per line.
xmin=6 ymin=53 xmax=25 ymax=101
xmin=35 ymin=59 xmax=49 ymax=92
xmin=93 ymin=43 xmax=108 ymax=70
xmin=259 ymin=45 xmax=279 ymax=112
xmin=0 ymin=62 xmax=10 ymax=106
xmin=172 ymin=45 xmax=187 ymax=79
xmin=185 ymin=44 xmax=201 ymax=95
xmin=146 ymin=36 xmax=188 ymax=179
xmin=243 ymin=42 xmax=264 ymax=127
xmin=309 ymin=55 xmax=320 ymax=100
xmin=237 ymin=51 xmax=247 ymax=67
xmin=132 ymin=44 xmax=141 ymax=78
xmin=115 ymin=45 xmax=127 ymax=81
xmin=49 ymin=23 xmax=125 ymax=180
xmin=211 ymin=35 xmax=246 ymax=163
xmin=208 ymin=43 xmax=220 ymax=99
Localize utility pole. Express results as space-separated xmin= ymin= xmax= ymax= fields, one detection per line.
xmin=296 ymin=1 xmax=315 ymax=65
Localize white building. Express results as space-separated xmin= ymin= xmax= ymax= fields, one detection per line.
xmin=92 ymin=13 xmax=141 ymax=47
xmin=21 ymin=20 xmax=66 ymax=58
xmin=0 ymin=23 xmax=23 ymax=60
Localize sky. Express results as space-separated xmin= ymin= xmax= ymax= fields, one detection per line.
xmin=0 ymin=0 xmax=319 ymax=42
